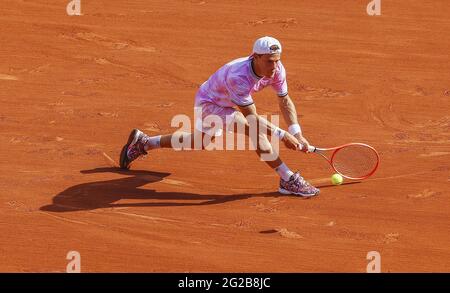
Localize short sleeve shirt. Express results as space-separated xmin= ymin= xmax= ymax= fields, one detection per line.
xmin=196 ymin=56 xmax=288 ymax=107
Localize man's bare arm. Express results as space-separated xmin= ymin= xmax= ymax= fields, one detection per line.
xmin=237 ymin=103 xmax=299 ymax=150
xmin=278 ymin=94 xmax=299 ymax=126
xmin=277 ymin=94 xmax=312 ymax=152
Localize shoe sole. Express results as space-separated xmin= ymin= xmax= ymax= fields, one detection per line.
xmin=278 ymin=187 xmax=319 ymax=198
xmin=119 ymin=129 xmax=142 ymax=169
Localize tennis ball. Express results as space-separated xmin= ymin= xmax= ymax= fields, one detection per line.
xmin=331 ymin=173 xmax=343 ymax=185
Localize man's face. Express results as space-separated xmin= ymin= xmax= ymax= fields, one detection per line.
xmin=255 ymin=53 xmax=281 ymax=77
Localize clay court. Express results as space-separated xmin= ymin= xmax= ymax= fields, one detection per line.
xmin=1 ymin=0 xmax=449 ymax=272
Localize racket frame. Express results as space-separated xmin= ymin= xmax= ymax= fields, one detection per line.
xmin=308 ymin=143 xmax=380 ymax=180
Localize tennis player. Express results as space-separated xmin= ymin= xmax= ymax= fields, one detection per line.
xmin=119 ymin=36 xmax=319 ymax=197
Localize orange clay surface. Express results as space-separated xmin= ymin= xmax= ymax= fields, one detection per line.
xmin=1 ymin=0 xmax=449 ymax=272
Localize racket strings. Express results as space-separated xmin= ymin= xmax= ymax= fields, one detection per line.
xmin=332 ymin=145 xmax=379 ymax=179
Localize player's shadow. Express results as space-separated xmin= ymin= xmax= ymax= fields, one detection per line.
xmin=40 ymin=167 xmax=281 ymax=212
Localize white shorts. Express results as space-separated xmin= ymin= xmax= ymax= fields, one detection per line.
xmin=194 ymin=100 xmax=238 ymax=137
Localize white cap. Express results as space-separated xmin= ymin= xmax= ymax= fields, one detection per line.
xmin=252 ymin=36 xmax=282 ymax=55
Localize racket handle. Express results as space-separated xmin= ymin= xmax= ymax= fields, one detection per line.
xmin=299 ymin=144 xmax=317 ymax=153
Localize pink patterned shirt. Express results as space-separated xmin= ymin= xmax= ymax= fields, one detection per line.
xmin=195 ymin=56 xmax=288 ymax=108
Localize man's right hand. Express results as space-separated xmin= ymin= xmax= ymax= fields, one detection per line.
xmin=282 ymin=132 xmax=300 ymax=150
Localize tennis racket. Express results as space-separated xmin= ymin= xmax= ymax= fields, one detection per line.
xmin=302 ymin=143 xmax=380 ymax=180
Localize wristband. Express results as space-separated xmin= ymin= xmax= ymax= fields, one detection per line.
xmin=288 ymin=124 xmax=302 ymax=135
xmin=273 ymin=127 xmax=286 ymax=139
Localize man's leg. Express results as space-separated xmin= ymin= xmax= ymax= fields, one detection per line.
xmin=121 ymin=115 xmax=284 ymax=169
xmin=119 ymin=129 xmax=211 ymax=169
xmin=159 ymin=132 xmax=209 ymax=150
xmin=231 ymin=112 xmax=292 ymax=179
xmin=231 ymin=112 xmax=319 ymax=197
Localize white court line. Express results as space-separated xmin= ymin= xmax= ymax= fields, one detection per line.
xmin=366 ymin=171 xmax=431 ymax=182
xmin=115 ymin=211 xmax=181 ymax=223
xmin=39 ymin=211 xmax=89 ymax=225
xmin=102 ymin=152 xmax=119 ymax=167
